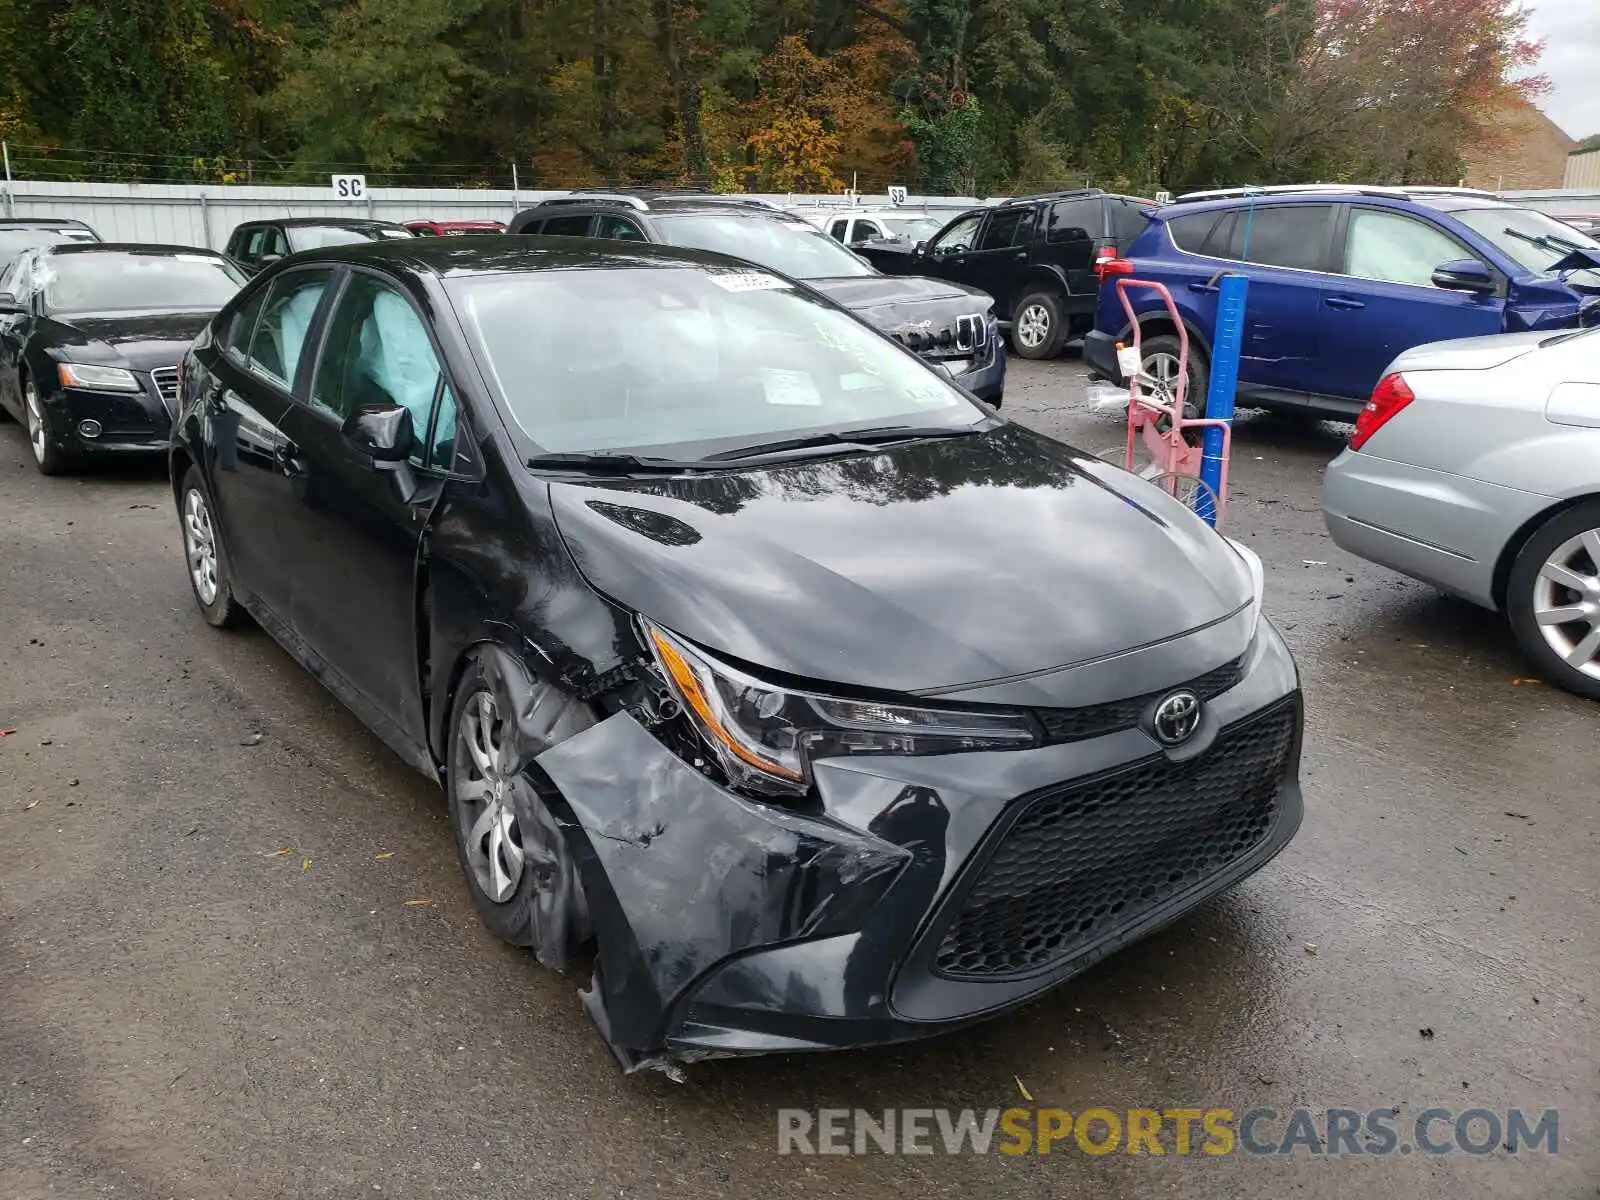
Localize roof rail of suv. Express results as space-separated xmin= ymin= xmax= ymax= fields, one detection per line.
xmin=1001 ymin=188 xmax=1100 ymax=205
xmin=538 ymin=192 xmax=650 ymax=211
xmin=1175 ymin=183 xmax=1502 ymax=204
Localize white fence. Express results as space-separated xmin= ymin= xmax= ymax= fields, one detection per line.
xmin=0 ymin=180 xmax=982 ymax=250
xmin=0 ymin=178 xmax=1591 ymax=251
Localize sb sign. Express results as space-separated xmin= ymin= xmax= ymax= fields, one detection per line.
xmin=332 ymin=174 xmax=367 ymax=200
xmin=887 ymin=185 xmax=908 ymax=206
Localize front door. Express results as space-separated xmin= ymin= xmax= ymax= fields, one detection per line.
xmin=962 ymin=206 xmax=1034 ymax=316
xmin=1319 ymin=205 xmax=1506 ymax=400
xmin=917 ymin=211 xmax=986 ymax=287
xmin=274 ymin=270 xmax=459 ymax=745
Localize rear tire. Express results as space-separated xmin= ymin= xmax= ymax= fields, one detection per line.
xmin=1505 ymin=501 xmax=1600 ymax=700
xmin=1140 ymin=334 xmax=1210 ymax=420
xmin=179 ymin=467 xmax=247 ymax=628
xmin=1011 ymin=292 xmax=1067 ymax=360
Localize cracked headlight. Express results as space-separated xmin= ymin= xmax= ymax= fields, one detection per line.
xmin=645 ymin=622 xmax=1038 ymax=795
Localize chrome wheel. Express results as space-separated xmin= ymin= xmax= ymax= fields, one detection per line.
xmin=182 ymin=487 xmax=219 ymax=606
xmin=454 ymin=691 xmax=525 ymax=903
xmin=24 ymin=381 xmax=46 ymax=465
xmin=1016 ymin=304 xmax=1050 ymax=349
xmin=1532 ymin=527 xmax=1600 ymax=679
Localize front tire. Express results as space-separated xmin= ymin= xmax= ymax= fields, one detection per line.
xmin=1506 ymin=502 xmax=1600 ymax=700
xmin=1011 ymin=292 xmax=1067 ymax=359
xmin=179 ymin=467 xmax=247 ymax=628
xmin=23 ymin=378 xmax=73 ymax=475
xmin=447 ymin=658 xmax=595 ymax=955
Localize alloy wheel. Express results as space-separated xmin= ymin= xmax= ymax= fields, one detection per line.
xmin=24 ymin=382 xmax=46 ymax=465
xmin=1015 ymin=303 xmax=1050 ymax=349
xmin=182 ymin=487 xmax=219 ymax=606
xmin=1141 ymin=350 xmax=1184 ymax=407
xmin=1531 ymin=527 xmax=1600 ymax=680
xmin=454 ymin=690 xmax=526 ymax=903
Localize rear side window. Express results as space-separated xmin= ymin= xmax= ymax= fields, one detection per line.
xmin=1109 ymin=200 xmax=1152 ymax=248
xmin=1167 ymin=211 xmax=1225 ymax=254
xmin=1046 ymin=199 xmax=1099 ymax=244
xmin=1237 ymin=205 xmax=1333 ymax=271
xmin=538 ymin=214 xmax=594 ymax=237
xmin=978 ymin=208 xmax=1032 ymax=251
xmin=223 ymin=285 xmax=271 ymax=358
xmin=829 ymin=219 xmax=849 ymax=241
xmin=595 ymin=214 xmax=646 ymax=241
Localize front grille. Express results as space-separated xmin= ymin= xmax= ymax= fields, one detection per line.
xmin=932 ymin=699 xmax=1296 ymax=980
xmin=892 ymin=312 xmax=988 ymax=359
xmin=1034 ymin=655 xmax=1246 ymax=744
xmin=150 ymin=367 xmax=180 ymax=410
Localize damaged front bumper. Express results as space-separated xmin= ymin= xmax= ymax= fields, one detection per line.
xmin=535 ymin=620 xmax=1303 ymax=1071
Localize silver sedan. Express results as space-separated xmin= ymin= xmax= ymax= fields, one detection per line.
xmin=1322 ymin=326 xmax=1600 ymax=699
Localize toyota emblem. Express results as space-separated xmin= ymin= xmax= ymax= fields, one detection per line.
xmin=1152 ymin=690 xmax=1202 ymax=746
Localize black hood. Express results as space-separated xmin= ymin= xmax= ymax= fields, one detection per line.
xmin=547 ymin=425 xmax=1252 ymax=696
xmin=43 ymin=310 xmax=214 ymax=372
xmin=807 ymin=275 xmax=994 ymax=355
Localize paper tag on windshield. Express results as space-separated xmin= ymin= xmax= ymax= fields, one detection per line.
xmin=760 ymin=369 xmax=822 ymax=406
xmin=709 ymin=271 xmax=791 ymax=293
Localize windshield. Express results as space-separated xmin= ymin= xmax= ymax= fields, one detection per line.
xmin=450 ymin=266 xmax=981 ymax=458
xmin=652 ymin=213 xmax=875 ymax=279
xmin=880 ymin=216 xmax=943 ymax=242
xmin=286 ymin=225 xmax=412 ymax=251
xmin=1453 ymin=207 xmax=1600 ymax=287
xmin=0 ymin=228 xmax=95 ymax=259
xmin=41 ymin=252 xmax=246 ymax=313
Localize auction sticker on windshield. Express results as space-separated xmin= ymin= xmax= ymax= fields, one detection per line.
xmin=709 ymin=271 xmax=792 ymax=293
xmin=760 ymin=368 xmax=823 ymax=405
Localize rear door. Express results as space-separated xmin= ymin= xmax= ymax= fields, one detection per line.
xmin=1319 ymin=205 xmax=1506 ymax=400
xmin=1226 ymin=203 xmax=1337 ymax=395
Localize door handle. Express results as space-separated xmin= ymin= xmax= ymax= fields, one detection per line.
xmin=1014 ymin=251 xmax=1028 ymax=261
xmin=1324 ymin=296 xmax=1365 ymax=310
xmin=1188 ymin=282 xmax=1219 ymax=295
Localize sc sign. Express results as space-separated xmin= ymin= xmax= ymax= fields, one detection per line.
xmin=332 ymin=174 xmax=367 ymax=200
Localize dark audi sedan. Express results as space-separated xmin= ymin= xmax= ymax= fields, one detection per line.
xmin=0 ymin=242 xmax=246 ymax=473
xmin=170 ymin=238 xmax=1303 ymax=1072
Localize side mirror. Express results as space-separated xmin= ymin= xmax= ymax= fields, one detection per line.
xmin=258 ymin=252 xmax=283 ymax=266
xmin=342 ymin=404 xmax=414 ymax=463
xmin=913 ymin=240 xmax=928 ymax=255
xmin=0 ymin=291 xmax=21 ymax=314
xmin=1431 ymin=258 xmax=1495 ymax=293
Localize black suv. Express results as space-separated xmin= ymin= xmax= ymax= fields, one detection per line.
xmin=858 ymin=189 xmax=1153 ymax=360
xmin=224 ymin=218 xmax=413 ymax=274
xmin=508 ymin=190 xmax=1005 ymax=405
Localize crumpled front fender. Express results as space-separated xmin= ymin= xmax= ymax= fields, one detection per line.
xmin=535 ymin=712 xmax=910 ymax=1071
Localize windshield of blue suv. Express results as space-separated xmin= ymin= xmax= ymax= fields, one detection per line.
xmin=451 ymin=266 xmax=981 ymax=457
xmin=651 ymin=212 xmax=876 ymax=280
xmin=1452 ymin=207 xmax=1600 ymax=288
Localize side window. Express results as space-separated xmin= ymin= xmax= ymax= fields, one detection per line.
xmin=224 ymin=285 xmax=272 ymax=360
xmin=851 ymin=220 xmax=883 ymax=244
xmin=978 ymin=208 xmax=1031 ymax=251
xmin=425 ymin=383 xmax=460 ymax=470
xmin=594 ymin=214 xmax=646 ymax=241
xmin=1046 ymin=199 xmax=1097 ymax=244
xmin=310 ymin=275 xmax=445 ymax=463
xmin=246 ymin=270 xmax=332 ymax=388
xmin=1238 ymin=205 xmax=1334 ymax=272
xmin=1343 ymin=209 xmax=1473 ymax=288
xmin=241 ymin=227 xmax=267 ymax=261
xmin=0 ymin=252 xmax=30 ymax=298
xmin=540 ymin=214 xmax=594 ymax=237
xmin=930 ymin=212 xmax=983 ymax=254
xmin=829 ymin=219 xmax=849 ymax=241
xmin=262 ymin=227 xmax=289 ymax=260
xmin=1168 ymin=211 xmax=1227 ymax=255
xmin=1110 ymin=200 xmax=1151 ymax=247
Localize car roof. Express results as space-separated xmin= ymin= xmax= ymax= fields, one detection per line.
xmin=263 ymin=233 xmax=779 ymax=279
xmin=521 ymin=193 xmax=780 ymax=216
xmin=0 ymin=217 xmax=93 ymax=229
xmin=242 ymin=217 xmax=410 ymax=230
xmin=1156 ymin=187 xmax=1513 ymax=219
xmin=42 ymin=241 xmax=224 ymax=257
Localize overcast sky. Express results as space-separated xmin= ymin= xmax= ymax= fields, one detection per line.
xmin=1525 ymin=0 xmax=1600 ymax=139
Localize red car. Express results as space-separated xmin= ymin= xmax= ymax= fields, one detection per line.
xmin=404 ymin=219 xmax=506 ymax=237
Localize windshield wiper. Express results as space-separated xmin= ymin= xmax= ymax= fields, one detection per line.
xmin=1501 ymin=226 xmax=1586 ymax=258
xmin=526 ymin=451 xmax=700 ymax=474
xmin=700 ymin=424 xmax=983 ymax=463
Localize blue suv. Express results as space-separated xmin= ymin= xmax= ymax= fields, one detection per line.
xmin=1083 ymin=187 xmax=1600 ymax=420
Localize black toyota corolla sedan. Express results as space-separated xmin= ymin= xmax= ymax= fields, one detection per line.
xmin=169 ymin=237 xmax=1302 ymax=1072
xmin=0 ymin=242 xmax=246 ymax=473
